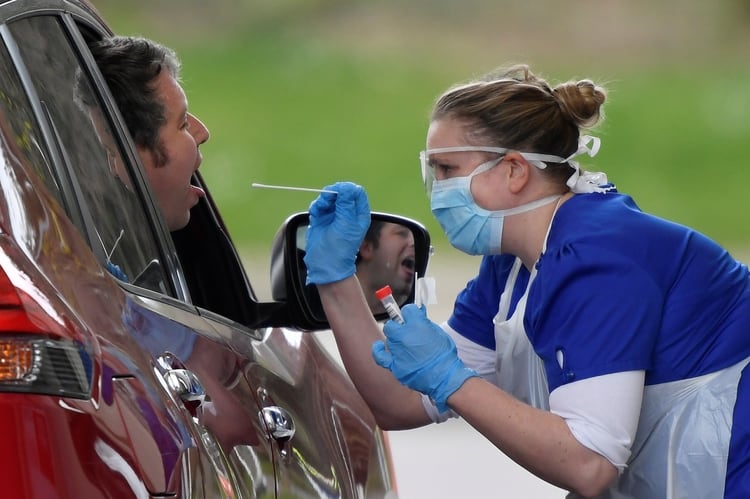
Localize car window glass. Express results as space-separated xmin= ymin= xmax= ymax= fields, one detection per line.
xmin=0 ymin=38 xmax=60 ymax=203
xmin=7 ymin=16 xmax=172 ymax=295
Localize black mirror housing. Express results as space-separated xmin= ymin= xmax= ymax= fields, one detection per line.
xmin=265 ymin=211 xmax=431 ymax=330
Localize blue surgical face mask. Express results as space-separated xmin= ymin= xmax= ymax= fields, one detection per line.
xmin=430 ymin=159 xmax=560 ymax=255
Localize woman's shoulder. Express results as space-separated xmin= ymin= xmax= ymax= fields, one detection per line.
xmin=566 ymin=190 xmax=641 ymax=213
xmin=549 ymin=192 xmax=639 ymax=245
xmin=543 ymin=191 xmax=682 ymax=270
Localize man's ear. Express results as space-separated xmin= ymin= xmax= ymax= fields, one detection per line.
xmin=358 ymin=241 xmax=375 ymax=260
xmin=505 ymin=152 xmax=531 ymax=195
xmin=136 ymin=143 xmax=166 ymax=169
xmin=135 ymin=144 xmax=155 ymax=170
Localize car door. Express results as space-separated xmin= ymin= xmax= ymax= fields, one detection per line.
xmin=0 ymin=7 xmax=276 ymax=497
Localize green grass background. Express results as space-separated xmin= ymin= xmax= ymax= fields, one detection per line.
xmin=93 ymin=1 xmax=750 ymax=261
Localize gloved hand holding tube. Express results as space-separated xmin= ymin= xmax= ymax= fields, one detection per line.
xmin=372 ymin=304 xmax=478 ymax=412
xmin=304 ymin=181 xmax=371 ymax=285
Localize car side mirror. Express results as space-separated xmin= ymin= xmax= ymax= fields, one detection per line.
xmin=267 ymin=212 xmax=431 ymax=330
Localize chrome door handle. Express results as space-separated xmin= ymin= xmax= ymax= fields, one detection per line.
xmin=164 ymin=368 xmax=206 ymax=404
xmin=260 ymin=406 xmax=295 ymax=443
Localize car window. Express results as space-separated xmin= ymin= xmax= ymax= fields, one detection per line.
xmin=7 ymin=15 xmax=172 ymax=295
xmin=0 ymin=35 xmax=61 ymax=206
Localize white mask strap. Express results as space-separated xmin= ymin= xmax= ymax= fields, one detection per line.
xmin=492 ymin=194 xmax=562 ymax=217
xmin=561 ymin=135 xmax=611 ymax=194
xmin=566 ymin=170 xmax=610 ymax=193
xmin=520 ymin=135 xmax=601 ymax=171
xmin=563 ymin=135 xmax=601 ymax=163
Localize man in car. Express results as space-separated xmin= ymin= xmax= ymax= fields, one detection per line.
xmin=82 ymin=36 xmax=270 ymax=454
xmin=76 ymin=36 xmax=206 ymax=355
xmin=88 ymin=35 xmax=210 ymax=232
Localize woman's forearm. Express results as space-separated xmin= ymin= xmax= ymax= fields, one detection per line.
xmin=449 ymin=377 xmax=618 ymax=497
xmin=317 ymin=277 xmax=432 ymax=429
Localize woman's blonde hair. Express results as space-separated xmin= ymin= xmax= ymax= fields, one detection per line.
xmin=431 ymin=64 xmax=607 ymax=184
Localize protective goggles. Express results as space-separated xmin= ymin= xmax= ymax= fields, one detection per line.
xmin=419 ymin=146 xmax=569 ymax=197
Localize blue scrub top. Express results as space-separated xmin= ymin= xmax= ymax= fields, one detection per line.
xmin=449 ymin=191 xmax=750 ymax=393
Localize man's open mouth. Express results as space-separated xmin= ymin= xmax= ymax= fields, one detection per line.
xmin=401 ymin=257 xmax=415 ymax=271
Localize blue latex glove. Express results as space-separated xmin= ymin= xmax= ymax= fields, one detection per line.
xmin=106 ymin=261 xmax=128 ymax=282
xmin=372 ymin=304 xmax=478 ymax=412
xmin=304 ymin=181 xmax=371 ymax=285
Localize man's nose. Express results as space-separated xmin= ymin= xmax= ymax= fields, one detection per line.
xmin=189 ymin=113 xmax=210 ymax=145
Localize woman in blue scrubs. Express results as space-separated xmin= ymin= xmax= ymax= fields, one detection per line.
xmin=302 ymin=64 xmax=750 ymax=498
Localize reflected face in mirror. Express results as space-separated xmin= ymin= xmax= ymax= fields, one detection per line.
xmin=356 ymin=221 xmax=416 ymax=313
xmin=286 ymin=212 xmax=430 ymax=328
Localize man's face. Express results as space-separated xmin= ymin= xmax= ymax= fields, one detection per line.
xmin=359 ymin=222 xmax=416 ymax=303
xmin=137 ymin=71 xmax=210 ymax=231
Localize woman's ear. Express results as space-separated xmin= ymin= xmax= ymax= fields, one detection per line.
xmin=505 ymin=152 xmax=531 ymax=195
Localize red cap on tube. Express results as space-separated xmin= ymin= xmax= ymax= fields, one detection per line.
xmin=375 ymin=285 xmax=393 ymax=300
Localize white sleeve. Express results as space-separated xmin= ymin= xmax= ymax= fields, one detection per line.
xmin=549 ymin=371 xmax=644 ymax=470
xmin=420 ymin=393 xmax=457 ymax=423
xmin=441 ymin=321 xmax=497 ymax=382
xmin=419 ymin=322 xmax=497 ymax=424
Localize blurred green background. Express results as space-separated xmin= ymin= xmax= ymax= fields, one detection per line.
xmin=93 ymin=0 xmax=750 ymax=263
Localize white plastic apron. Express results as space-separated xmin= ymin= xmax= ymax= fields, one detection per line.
xmin=492 ymin=257 xmax=549 ymax=410
xmin=492 ymin=197 xmax=560 ymax=411
xmin=590 ymin=357 xmax=749 ymax=499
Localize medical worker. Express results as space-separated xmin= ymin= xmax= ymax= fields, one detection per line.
xmin=303 ymin=65 xmax=750 ymax=498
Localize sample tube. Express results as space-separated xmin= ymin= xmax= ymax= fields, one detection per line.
xmin=375 ymin=285 xmax=405 ymax=324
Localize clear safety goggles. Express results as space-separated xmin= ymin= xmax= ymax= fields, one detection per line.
xmin=419 ymin=146 xmax=569 ymax=197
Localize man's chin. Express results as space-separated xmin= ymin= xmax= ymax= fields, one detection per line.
xmin=392 ymin=282 xmax=413 ymax=301
xmin=169 ymin=213 xmax=191 ymax=232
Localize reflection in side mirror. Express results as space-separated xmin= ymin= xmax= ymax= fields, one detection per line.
xmin=297 ymin=219 xmax=418 ymax=315
xmin=268 ymin=212 xmax=431 ymax=330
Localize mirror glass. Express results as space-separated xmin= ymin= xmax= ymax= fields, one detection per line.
xmin=296 ymin=220 xmax=418 ymax=316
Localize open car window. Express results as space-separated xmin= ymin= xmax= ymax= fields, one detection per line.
xmin=5 ymin=14 xmax=261 ymax=327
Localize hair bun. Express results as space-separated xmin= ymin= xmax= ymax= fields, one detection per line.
xmin=552 ymin=79 xmax=607 ymax=128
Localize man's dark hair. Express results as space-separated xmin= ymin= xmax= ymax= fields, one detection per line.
xmin=88 ymin=36 xmax=181 ymax=166
xmin=356 ymin=220 xmax=384 ymax=265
